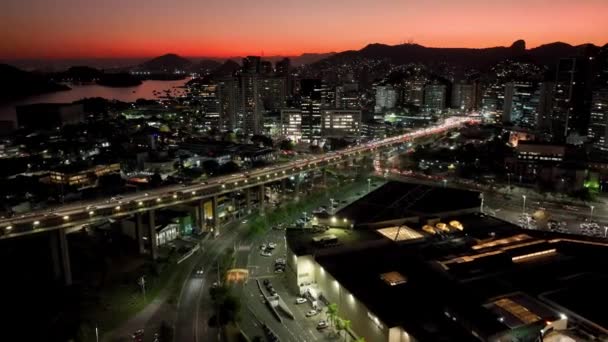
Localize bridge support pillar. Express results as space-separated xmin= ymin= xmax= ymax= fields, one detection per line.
xmin=50 ymin=229 xmax=72 ymax=286
xmin=281 ymin=178 xmax=287 ymax=199
xmin=148 ymin=210 xmax=158 ymax=260
xmin=135 ymin=213 xmax=145 ymax=254
xmin=258 ymin=184 xmax=265 ymax=211
xmin=295 ymin=175 xmax=301 ymax=200
xmin=211 ymin=196 xmax=218 ymax=235
xmin=196 ymin=200 xmax=205 ymax=232
xmin=245 ymin=188 xmax=251 ymax=212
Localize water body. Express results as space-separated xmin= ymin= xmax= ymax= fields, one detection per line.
xmin=0 ymin=78 xmax=190 ymax=122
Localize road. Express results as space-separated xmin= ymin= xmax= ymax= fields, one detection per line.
xmin=237 ymin=180 xmax=378 ymax=342
xmin=385 ymin=172 xmax=608 ymax=238
xmin=0 ymin=116 xmax=477 ymax=239
xmin=174 ymin=220 xmax=250 ymax=342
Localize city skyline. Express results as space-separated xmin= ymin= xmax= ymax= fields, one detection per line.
xmin=1 ymin=0 xmax=608 ymax=59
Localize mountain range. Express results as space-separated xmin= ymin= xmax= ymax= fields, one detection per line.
xmin=315 ymin=40 xmax=608 ymax=70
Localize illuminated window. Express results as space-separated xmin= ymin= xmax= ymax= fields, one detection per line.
xmin=380 ymin=271 xmax=407 ymax=286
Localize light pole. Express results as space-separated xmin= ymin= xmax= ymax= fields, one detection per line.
xmin=138 ymin=276 xmax=146 ymax=302
xmin=604 ymin=226 xmax=607 ymax=238
xmin=590 ymin=205 xmax=595 ymax=222
xmin=522 ymin=195 xmax=527 ymax=216
xmin=442 ymin=179 xmax=447 ymax=188
xmin=367 ymin=178 xmax=371 ymax=193
xmin=480 ymin=193 xmax=484 ymax=213
xmin=330 ymin=198 xmax=335 ymax=215
xmin=95 ymin=326 xmax=99 ymax=342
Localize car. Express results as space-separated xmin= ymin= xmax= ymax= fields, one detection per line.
xmin=305 ymin=309 xmax=318 ymax=317
xmin=260 ymin=251 xmax=272 ymax=257
xmin=263 ymin=279 xmax=271 ymax=286
xmin=131 ymin=329 xmax=144 ymax=341
xmin=295 ymin=297 xmax=307 ymax=304
xmin=275 ymin=258 xmax=286 ymax=264
xmin=316 ymin=320 xmax=328 ymax=330
xmin=196 ymin=268 xmax=204 ymax=276
xmin=267 ymin=242 xmax=277 ymax=249
xmin=260 ymin=244 xmax=267 ymax=250
xmin=274 ymin=268 xmax=284 ymax=273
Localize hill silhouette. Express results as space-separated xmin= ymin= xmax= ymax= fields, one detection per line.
xmin=0 ymin=64 xmax=70 ymax=100
xmin=315 ymin=40 xmax=604 ymax=69
xmin=140 ymin=53 xmax=192 ymax=72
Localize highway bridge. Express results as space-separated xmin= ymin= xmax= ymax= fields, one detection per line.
xmin=0 ymin=116 xmax=478 ymax=241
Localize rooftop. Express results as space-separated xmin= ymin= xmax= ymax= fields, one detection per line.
xmin=337 ymin=181 xmax=481 ymax=226
xmin=312 ymin=212 xmax=608 ymax=341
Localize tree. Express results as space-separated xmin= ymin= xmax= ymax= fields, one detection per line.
xmin=326 ymin=303 xmax=339 ymax=329
xmin=202 ymin=159 xmax=219 ymax=176
xmin=219 ymin=161 xmax=240 ymax=175
xmin=279 ymin=139 xmax=294 ymax=151
xmin=150 ymin=173 xmax=163 ymax=187
xmin=354 ymin=338 xmax=366 ymax=342
xmin=340 ymin=319 xmax=351 ymax=341
xmin=251 ymin=134 xmax=273 ymax=147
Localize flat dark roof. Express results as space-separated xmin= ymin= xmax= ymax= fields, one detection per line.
xmin=312 ymin=213 xmax=608 ymax=340
xmin=338 ymin=181 xmax=480 ymax=225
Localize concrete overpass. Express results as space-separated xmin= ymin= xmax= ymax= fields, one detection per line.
xmin=0 ymin=116 xmax=478 ymax=284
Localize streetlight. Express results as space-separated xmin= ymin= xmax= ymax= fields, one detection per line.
xmin=138 ymin=276 xmax=146 ymax=302
xmin=442 ymin=179 xmax=447 ymax=188
xmin=480 ymin=193 xmax=484 ymax=213
xmin=330 ymin=198 xmax=335 ymax=215
xmin=522 ymin=195 xmax=527 ymax=215
xmin=367 ymin=178 xmax=371 ymax=193
xmin=590 ymin=205 xmax=595 ymax=222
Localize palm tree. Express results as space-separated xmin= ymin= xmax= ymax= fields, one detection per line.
xmin=341 ymin=319 xmax=351 ymax=341
xmin=326 ymin=303 xmax=339 ymax=328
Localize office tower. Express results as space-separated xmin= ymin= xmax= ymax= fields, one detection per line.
xmin=300 ymin=79 xmax=324 ymax=144
xmin=403 ymin=79 xmax=425 ymax=107
xmin=481 ymin=82 xmax=505 ymax=119
xmin=275 ymin=58 xmax=293 ymax=98
xmin=281 ymin=109 xmax=302 ymax=142
xmin=217 ymin=77 xmax=238 ymax=131
xmin=587 ymin=89 xmax=608 ymax=151
xmin=275 ymin=58 xmax=291 ymax=76
xmin=423 ymin=83 xmax=447 ymax=112
xmin=502 ymin=82 xmax=539 ymax=128
xmin=451 ymin=82 xmax=475 ymax=112
xmin=238 ymin=73 xmax=262 ymax=135
xmin=242 ymin=56 xmax=261 ymax=74
xmin=260 ymin=61 xmax=273 ymax=74
xmin=259 ymin=76 xmax=286 ymax=111
xmin=199 ymin=83 xmax=222 ymax=131
xmin=374 ymin=85 xmax=398 ymax=113
xmin=321 ymin=109 xmax=361 ymax=138
xmin=536 ymin=82 xmax=555 ymax=137
xmin=551 ymin=57 xmax=592 ymax=141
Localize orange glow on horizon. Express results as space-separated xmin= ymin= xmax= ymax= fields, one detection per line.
xmin=1 ymin=0 xmax=607 ymax=59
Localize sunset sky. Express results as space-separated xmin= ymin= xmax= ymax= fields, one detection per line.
xmin=1 ymin=0 xmax=607 ymax=59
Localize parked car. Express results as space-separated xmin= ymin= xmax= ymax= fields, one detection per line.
xmin=305 ymin=309 xmax=318 ymax=317
xmin=295 ymin=297 xmax=307 ymax=304
xmin=196 ymin=268 xmax=204 ymax=276
xmin=316 ymin=320 xmax=328 ymax=330
xmin=267 ymin=242 xmax=277 ymax=249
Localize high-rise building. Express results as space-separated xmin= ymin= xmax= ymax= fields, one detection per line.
xmin=481 ymin=83 xmax=505 ymax=120
xmin=198 ymin=83 xmax=222 ymax=131
xmin=217 ymin=77 xmax=238 ymax=131
xmin=238 ymin=73 xmax=262 ymax=135
xmin=300 ymin=79 xmax=325 ymax=144
xmin=451 ymin=82 xmax=475 ymax=112
xmin=374 ymin=85 xmax=398 ymax=113
xmin=536 ymin=82 xmax=554 ymax=137
xmin=502 ymin=82 xmax=539 ymax=128
xmin=280 ymin=109 xmax=302 ymax=142
xmin=551 ymin=57 xmax=592 ymax=141
xmin=259 ymin=76 xmax=286 ymax=111
xmin=403 ymin=79 xmax=425 ymax=107
xmin=242 ymin=56 xmax=261 ymax=74
xmin=587 ymin=88 xmax=608 ymax=151
xmin=321 ymin=109 xmax=361 ymax=138
xmin=423 ymin=83 xmax=447 ymax=113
